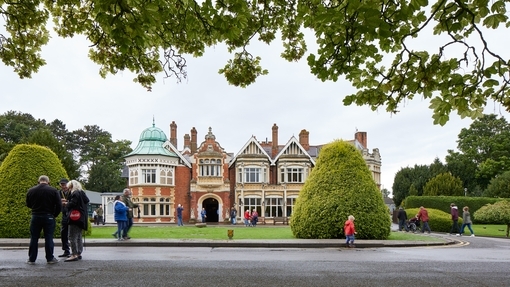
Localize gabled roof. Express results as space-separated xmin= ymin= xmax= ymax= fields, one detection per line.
xmin=229 ymin=136 xmax=273 ymax=168
xmin=162 ymin=141 xmax=192 ymax=168
xmin=274 ymin=136 xmax=316 ymax=165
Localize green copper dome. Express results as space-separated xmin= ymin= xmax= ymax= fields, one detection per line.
xmin=125 ymin=122 xmax=177 ymax=157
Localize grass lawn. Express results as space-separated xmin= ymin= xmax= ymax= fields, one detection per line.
xmin=88 ymin=225 xmax=445 ymax=241
xmin=472 ymin=224 xmax=509 ymax=237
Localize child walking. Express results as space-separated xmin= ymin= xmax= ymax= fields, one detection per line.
xmin=344 ymin=215 xmax=357 ymax=248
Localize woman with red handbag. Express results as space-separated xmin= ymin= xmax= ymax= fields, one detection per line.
xmin=64 ymin=180 xmax=89 ymax=262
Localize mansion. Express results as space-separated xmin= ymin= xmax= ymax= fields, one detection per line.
xmin=113 ymin=121 xmax=381 ymax=224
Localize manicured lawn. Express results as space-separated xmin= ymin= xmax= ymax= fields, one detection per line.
xmin=472 ymin=224 xmax=509 ymax=237
xmin=88 ymin=225 xmax=444 ymax=241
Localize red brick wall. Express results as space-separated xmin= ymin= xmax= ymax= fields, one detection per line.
xmin=175 ymin=165 xmax=191 ymax=221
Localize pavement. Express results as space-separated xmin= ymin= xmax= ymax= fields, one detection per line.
xmin=0 ymin=223 xmax=460 ymax=249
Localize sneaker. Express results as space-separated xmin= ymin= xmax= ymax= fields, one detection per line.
xmin=455 ymin=234 xmax=460 ymax=236
xmin=47 ymin=258 xmax=59 ymax=264
xmin=118 ymin=238 xmax=124 ymax=241
xmin=26 ymin=260 xmax=35 ymax=265
xmin=471 ymin=234 xmax=475 ymax=237
xmin=58 ymin=252 xmax=70 ymax=258
xmin=64 ymin=255 xmax=79 ymax=262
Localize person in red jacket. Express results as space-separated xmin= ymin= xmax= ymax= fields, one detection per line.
xmin=344 ymin=215 xmax=357 ymax=248
xmin=244 ymin=209 xmax=251 ymax=227
xmin=417 ymin=206 xmax=432 ymax=234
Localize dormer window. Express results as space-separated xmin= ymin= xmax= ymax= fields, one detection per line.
xmin=199 ymin=159 xmax=222 ymax=176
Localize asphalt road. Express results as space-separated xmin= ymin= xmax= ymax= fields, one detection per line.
xmin=1 ymin=235 xmax=510 ymax=286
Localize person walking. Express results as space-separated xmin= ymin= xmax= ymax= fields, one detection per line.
xmin=397 ymin=207 xmax=409 ymax=232
xmin=344 ymin=215 xmax=357 ymax=248
xmin=251 ymin=209 xmax=259 ymax=227
xmin=417 ymin=206 xmax=432 ymax=234
xmin=64 ymin=180 xmax=89 ymax=262
xmin=449 ymin=203 xmax=460 ymax=236
xmin=96 ymin=206 xmax=104 ymax=225
xmin=460 ymin=206 xmax=475 ymax=237
xmin=200 ymin=207 xmax=207 ymax=223
xmin=176 ymin=204 xmax=184 ymax=226
xmin=57 ymin=178 xmax=71 ymax=258
xmin=230 ymin=207 xmax=237 ymax=225
xmin=121 ymin=188 xmax=138 ymax=239
xmin=244 ymin=209 xmax=251 ymax=226
xmin=114 ymin=195 xmax=129 ymax=241
xmin=92 ymin=209 xmax=98 ymax=225
xmin=26 ymin=175 xmax=62 ymax=264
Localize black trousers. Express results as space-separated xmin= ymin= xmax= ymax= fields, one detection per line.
xmin=60 ymin=218 xmax=70 ymax=253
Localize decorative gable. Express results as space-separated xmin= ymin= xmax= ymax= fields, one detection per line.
xmin=275 ymin=136 xmax=316 ymax=165
xmin=229 ymin=136 xmax=272 ymax=167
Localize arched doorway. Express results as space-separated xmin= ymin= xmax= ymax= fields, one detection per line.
xmin=203 ymin=198 xmax=219 ymax=222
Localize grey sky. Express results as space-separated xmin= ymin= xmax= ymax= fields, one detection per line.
xmin=2 ymin=32 xmax=509 ymax=195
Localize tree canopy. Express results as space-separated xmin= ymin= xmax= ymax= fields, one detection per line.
xmin=1 ymin=0 xmax=509 ymax=123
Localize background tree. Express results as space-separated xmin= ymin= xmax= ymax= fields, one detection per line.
xmin=2 ymin=1 xmax=509 ymax=122
xmin=474 ymin=201 xmax=510 ymax=237
xmin=483 ymin=171 xmax=510 ymax=198
xmin=447 ymin=114 xmax=510 ymax=191
xmin=291 ymin=140 xmax=390 ymax=239
xmin=0 ymin=144 xmax=68 ymax=238
xmin=423 ymin=173 xmax=464 ymax=196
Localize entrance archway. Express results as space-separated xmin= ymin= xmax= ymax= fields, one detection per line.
xmin=203 ymin=198 xmax=219 ymax=222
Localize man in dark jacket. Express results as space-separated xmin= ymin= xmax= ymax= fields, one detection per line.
xmin=397 ymin=207 xmax=409 ymax=232
xmin=121 ymin=188 xmax=138 ymax=239
xmin=449 ymin=203 xmax=460 ymax=236
xmin=26 ymin=175 xmax=62 ymax=264
xmin=57 ymin=178 xmax=71 ymax=257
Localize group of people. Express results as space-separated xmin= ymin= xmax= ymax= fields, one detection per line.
xmin=243 ymin=209 xmax=259 ymax=227
xmin=26 ymin=176 xmax=90 ymax=264
xmin=397 ymin=204 xmax=475 ymax=237
xmin=92 ymin=206 xmax=104 ymax=225
xmin=112 ymin=188 xmax=139 ymax=241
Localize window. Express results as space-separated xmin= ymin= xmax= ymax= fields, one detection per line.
xmin=143 ymin=198 xmax=157 ymax=216
xmin=159 ymin=198 xmax=170 ymax=216
xmin=243 ymin=198 xmax=262 ymax=217
xmin=280 ymin=167 xmax=304 ymax=183
xmin=160 ymin=168 xmax=174 ymax=185
xmin=286 ymin=198 xmax=296 ymax=217
xmin=129 ymin=170 xmax=138 ymax=185
xmin=264 ymin=198 xmax=283 ymax=217
xmin=244 ymin=168 xmax=260 ymax=183
xmin=199 ymin=159 xmax=222 ymax=176
xmin=142 ymin=169 xmax=156 ymax=183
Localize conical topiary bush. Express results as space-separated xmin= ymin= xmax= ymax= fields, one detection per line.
xmin=290 ymin=140 xmax=391 ymax=239
xmin=0 ymin=144 xmax=68 ymax=238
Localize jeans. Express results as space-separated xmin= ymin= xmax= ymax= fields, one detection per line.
xmin=244 ymin=218 xmax=249 ymax=226
xmin=123 ymin=217 xmax=134 ymax=237
xmin=116 ymin=221 xmax=127 ymax=239
xmin=177 ymin=216 xmax=183 ymax=226
xmin=68 ymin=224 xmax=83 ymax=255
xmin=201 ymin=216 xmax=206 ymax=223
xmin=231 ymin=217 xmax=236 ymax=225
xmin=421 ymin=221 xmax=431 ymax=233
xmin=29 ymin=214 xmax=56 ymax=262
xmin=398 ymin=219 xmax=408 ymax=231
xmin=460 ymin=223 xmax=474 ymax=235
xmin=450 ymin=219 xmax=460 ymax=234
xmin=346 ymin=234 xmax=355 ymax=244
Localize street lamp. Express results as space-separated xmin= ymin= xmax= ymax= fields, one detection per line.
xmin=464 ymin=188 xmax=467 ymax=197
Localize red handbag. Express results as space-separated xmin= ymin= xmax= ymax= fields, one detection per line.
xmin=69 ymin=209 xmax=81 ymax=221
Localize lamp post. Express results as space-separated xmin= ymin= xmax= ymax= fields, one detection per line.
xmin=464 ymin=188 xmax=467 ymax=197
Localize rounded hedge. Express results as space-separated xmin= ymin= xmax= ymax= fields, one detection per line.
xmin=290 ymin=140 xmax=391 ymax=239
xmin=0 ymin=144 xmax=68 ymax=238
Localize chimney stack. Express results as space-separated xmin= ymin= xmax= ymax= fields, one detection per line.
xmin=170 ymin=121 xmax=177 ymax=148
xmin=191 ymin=127 xmax=198 ymax=154
xmin=184 ymin=134 xmax=190 ymax=149
xmin=272 ymin=123 xmax=278 ymax=158
xmin=299 ymin=129 xmax=309 ymax=150
xmin=355 ymin=131 xmax=367 ymax=149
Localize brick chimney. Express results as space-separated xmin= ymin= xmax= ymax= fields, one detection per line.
xmin=184 ymin=134 xmax=190 ymax=149
xmin=170 ymin=121 xmax=177 ymax=148
xmin=355 ymin=131 xmax=367 ymax=149
xmin=191 ymin=127 xmax=197 ymax=154
xmin=272 ymin=123 xmax=278 ymax=158
xmin=299 ymin=129 xmax=309 ymax=150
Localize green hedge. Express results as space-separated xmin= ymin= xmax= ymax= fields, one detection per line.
xmin=406 ymin=208 xmax=463 ymax=233
xmin=0 ymin=144 xmax=68 ymax=238
xmin=404 ymin=196 xmax=500 ymax=222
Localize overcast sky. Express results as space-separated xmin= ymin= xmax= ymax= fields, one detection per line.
xmin=2 ymin=27 xmax=509 ymax=195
